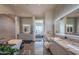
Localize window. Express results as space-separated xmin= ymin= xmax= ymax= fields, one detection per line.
xmin=66 ymin=25 xmax=73 ymax=34
xmin=23 ymin=24 xmax=30 ymax=33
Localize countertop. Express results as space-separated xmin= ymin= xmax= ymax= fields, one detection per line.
xmin=51 ymin=37 xmax=79 ymax=55
xmin=45 ymin=34 xmax=79 ymax=55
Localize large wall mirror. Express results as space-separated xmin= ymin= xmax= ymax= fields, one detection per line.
xmin=55 ymin=8 xmax=79 ymax=36
xmin=55 ymin=18 xmax=65 ymax=34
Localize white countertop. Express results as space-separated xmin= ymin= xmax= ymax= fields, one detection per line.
xmin=51 ymin=37 xmax=79 ymax=55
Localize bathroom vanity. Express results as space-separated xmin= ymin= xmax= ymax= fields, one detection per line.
xmin=44 ymin=34 xmax=79 ymax=55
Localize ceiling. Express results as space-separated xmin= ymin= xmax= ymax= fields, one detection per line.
xmin=6 ymin=4 xmax=56 ymax=17
xmin=67 ymin=8 xmax=79 ymax=17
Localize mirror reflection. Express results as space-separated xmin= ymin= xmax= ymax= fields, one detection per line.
xmin=55 ymin=8 xmax=79 ymax=36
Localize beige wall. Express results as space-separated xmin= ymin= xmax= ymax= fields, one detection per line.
xmin=0 ymin=15 xmax=15 ymax=39
xmin=20 ymin=17 xmax=33 ymax=34
xmin=44 ymin=11 xmax=54 ymax=35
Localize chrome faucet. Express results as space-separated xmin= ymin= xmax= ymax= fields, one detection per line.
xmin=64 ymin=36 xmax=67 ymax=39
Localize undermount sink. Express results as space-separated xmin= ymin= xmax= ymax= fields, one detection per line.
xmin=67 ymin=43 xmax=79 ymax=49
xmin=54 ymin=38 xmax=62 ymax=41
xmin=71 ymin=43 xmax=79 ymax=47
xmin=67 ymin=44 xmax=79 ymax=54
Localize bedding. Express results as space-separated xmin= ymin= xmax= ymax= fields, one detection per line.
xmin=8 ymin=39 xmax=22 ymax=50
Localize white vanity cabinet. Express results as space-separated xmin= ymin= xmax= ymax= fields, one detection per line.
xmin=50 ymin=40 xmax=76 ymax=55
xmin=44 ymin=34 xmax=75 ymax=55
xmin=49 ymin=41 xmax=68 ymax=55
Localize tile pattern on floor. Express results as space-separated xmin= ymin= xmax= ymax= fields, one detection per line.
xmin=20 ymin=38 xmax=51 ymax=55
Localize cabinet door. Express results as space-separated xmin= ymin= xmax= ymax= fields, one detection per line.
xmin=54 ymin=43 xmax=68 ymax=55
xmin=49 ymin=42 xmax=57 ymax=54
xmin=67 ymin=51 xmax=75 ymax=55
xmin=49 ymin=41 xmax=68 ymax=55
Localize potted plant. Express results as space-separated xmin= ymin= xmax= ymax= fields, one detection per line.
xmin=0 ymin=45 xmax=19 ymax=55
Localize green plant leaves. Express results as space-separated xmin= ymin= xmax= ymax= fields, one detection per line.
xmin=0 ymin=45 xmax=18 ymax=55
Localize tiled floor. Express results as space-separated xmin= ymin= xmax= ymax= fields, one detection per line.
xmin=34 ymin=38 xmax=43 ymax=55
xmin=20 ymin=38 xmax=51 ymax=55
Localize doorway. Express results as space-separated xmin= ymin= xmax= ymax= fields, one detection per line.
xmin=34 ymin=19 xmax=44 ymax=55
xmin=35 ymin=20 xmax=44 ymax=41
